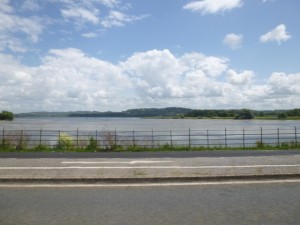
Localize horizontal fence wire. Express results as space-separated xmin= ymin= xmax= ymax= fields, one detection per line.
xmin=0 ymin=127 xmax=299 ymax=150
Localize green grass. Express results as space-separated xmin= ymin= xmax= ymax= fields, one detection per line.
xmin=1 ymin=142 xmax=299 ymax=152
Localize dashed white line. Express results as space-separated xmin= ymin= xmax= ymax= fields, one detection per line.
xmin=61 ymin=160 xmax=173 ymax=165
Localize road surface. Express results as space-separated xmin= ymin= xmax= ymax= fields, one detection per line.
xmin=0 ymin=150 xmax=300 ymax=181
xmin=0 ymin=181 xmax=299 ymax=225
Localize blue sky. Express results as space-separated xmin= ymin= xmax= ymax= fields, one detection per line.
xmin=0 ymin=0 xmax=299 ymax=112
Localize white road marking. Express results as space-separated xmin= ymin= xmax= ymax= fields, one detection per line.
xmin=61 ymin=160 xmax=173 ymax=165
xmin=0 ymin=179 xmax=300 ymax=188
xmin=0 ymin=164 xmax=300 ymax=170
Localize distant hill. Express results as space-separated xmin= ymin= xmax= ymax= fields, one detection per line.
xmin=15 ymin=107 xmax=193 ymax=118
xmin=123 ymin=107 xmax=192 ymax=117
xmin=15 ymin=108 xmax=300 ymax=119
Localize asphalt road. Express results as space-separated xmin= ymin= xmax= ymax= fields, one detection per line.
xmin=0 ymin=150 xmax=300 ymax=158
xmin=1 ymin=151 xmax=300 ymax=180
xmin=1 ymin=181 xmax=299 ymax=225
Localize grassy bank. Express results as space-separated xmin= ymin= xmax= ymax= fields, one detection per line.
xmin=1 ymin=142 xmax=299 ymax=153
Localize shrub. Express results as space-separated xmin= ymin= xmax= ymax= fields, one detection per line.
xmin=256 ymin=141 xmax=265 ymax=148
xmin=235 ymin=109 xmax=254 ymax=120
xmin=277 ymin=112 xmax=287 ymax=120
xmin=33 ymin=144 xmax=52 ymax=151
xmin=0 ymin=131 xmax=29 ymax=150
xmin=102 ymin=131 xmax=117 ymax=150
xmin=0 ymin=139 xmax=11 ymax=150
xmin=85 ymin=137 xmax=99 ymax=151
xmin=56 ymin=132 xmax=74 ymax=151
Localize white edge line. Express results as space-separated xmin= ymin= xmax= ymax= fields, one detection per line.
xmin=0 ymin=179 xmax=300 ymax=188
xmin=0 ymin=165 xmax=300 ymax=170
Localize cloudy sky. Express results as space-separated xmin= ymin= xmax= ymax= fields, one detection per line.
xmin=0 ymin=0 xmax=299 ymax=113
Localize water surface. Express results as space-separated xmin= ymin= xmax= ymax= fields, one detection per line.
xmin=1 ymin=117 xmax=299 ymax=132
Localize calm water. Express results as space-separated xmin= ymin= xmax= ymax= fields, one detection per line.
xmin=1 ymin=118 xmax=299 ymax=147
xmin=0 ymin=117 xmax=299 ymax=132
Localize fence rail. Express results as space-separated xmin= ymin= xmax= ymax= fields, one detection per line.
xmin=0 ymin=127 xmax=299 ymax=150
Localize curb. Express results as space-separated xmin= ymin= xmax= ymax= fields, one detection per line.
xmin=1 ymin=174 xmax=300 ymax=184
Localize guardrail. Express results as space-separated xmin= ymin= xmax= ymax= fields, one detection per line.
xmin=0 ymin=127 xmax=299 ymax=150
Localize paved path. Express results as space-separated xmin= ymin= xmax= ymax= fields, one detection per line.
xmin=0 ymin=150 xmax=300 ymax=182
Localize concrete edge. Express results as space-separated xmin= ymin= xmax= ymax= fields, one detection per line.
xmin=1 ymin=174 xmax=300 ymax=184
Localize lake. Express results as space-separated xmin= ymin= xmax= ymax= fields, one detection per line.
xmin=1 ymin=118 xmax=299 ymax=148
xmin=1 ymin=117 xmax=299 ymax=132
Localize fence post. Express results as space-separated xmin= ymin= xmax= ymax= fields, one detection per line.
xmin=17 ymin=130 xmax=23 ymax=150
xmin=132 ymin=131 xmax=135 ymax=146
xmin=277 ymin=128 xmax=280 ymax=147
xmin=189 ymin=128 xmax=191 ymax=149
xmin=76 ymin=128 xmax=79 ymax=149
xmin=151 ymin=129 xmax=154 ymax=148
xmin=58 ymin=130 xmax=61 ymax=148
xmin=115 ymin=129 xmax=117 ymax=146
xmin=225 ymin=128 xmax=227 ymax=148
xmin=39 ymin=129 xmax=42 ymax=146
xmin=207 ymin=130 xmax=209 ymax=148
xmin=260 ymin=127 xmax=263 ymax=144
xmin=295 ymin=127 xmax=298 ymax=145
xmin=243 ymin=129 xmax=245 ymax=149
xmin=2 ymin=128 xmax=4 ymax=145
xmin=170 ymin=130 xmax=173 ymax=148
xmin=96 ymin=130 xmax=98 ymax=149
xmin=21 ymin=130 xmax=23 ymax=148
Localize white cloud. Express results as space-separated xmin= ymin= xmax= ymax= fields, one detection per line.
xmin=56 ymin=0 xmax=146 ymax=28
xmin=21 ymin=0 xmax=41 ymax=11
xmin=101 ymin=10 xmax=148 ymax=28
xmin=227 ymin=69 xmax=254 ymax=85
xmin=260 ymin=24 xmax=291 ymax=44
xmin=0 ymin=34 xmax=26 ymax=52
xmin=262 ymin=0 xmax=275 ymax=3
xmin=0 ymin=0 xmax=147 ymax=53
xmin=268 ymin=72 xmax=300 ymax=95
xmin=81 ymin=32 xmax=98 ymax=38
xmin=51 ymin=0 xmax=118 ymax=8
xmin=0 ymin=0 xmax=13 ymax=13
xmin=96 ymin=0 xmax=120 ymax=8
xmin=183 ymin=0 xmax=243 ymax=14
xmin=0 ymin=0 xmax=44 ymax=52
xmin=180 ymin=53 xmax=229 ymax=77
xmin=61 ymin=7 xmax=100 ymax=25
xmin=0 ymin=48 xmax=132 ymax=112
xmin=223 ymin=33 xmax=243 ymax=49
xmin=121 ymin=50 xmax=229 ymax=98
xmin=120 ymin=49 xmax=185 ymax=98
xmin=1 ymin=49 xmax=300 ymax=112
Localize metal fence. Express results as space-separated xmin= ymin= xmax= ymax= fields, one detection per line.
xmin=0 ymin=127 xmax=299 ymax=150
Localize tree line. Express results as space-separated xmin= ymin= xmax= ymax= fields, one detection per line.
xmin=185 ymin=108 xmax=300 ymax=119
xmin=184 ymin=109 xmax=255 ymax=119
xmin=14 ymin=108 xmax=300 ymax=119
xmin=0 ymin=111 xmax=14 ymax=121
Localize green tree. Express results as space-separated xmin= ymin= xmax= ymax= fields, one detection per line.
xmin=0 ymin=111 xmax=14 ymax=121
xmin=287 ymin=108 xmax=300 ymax=117
xmin=234 ymin=109 xmax=254 ymax=120
xmin=277 ymin=112 xmax=288 ymax=120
